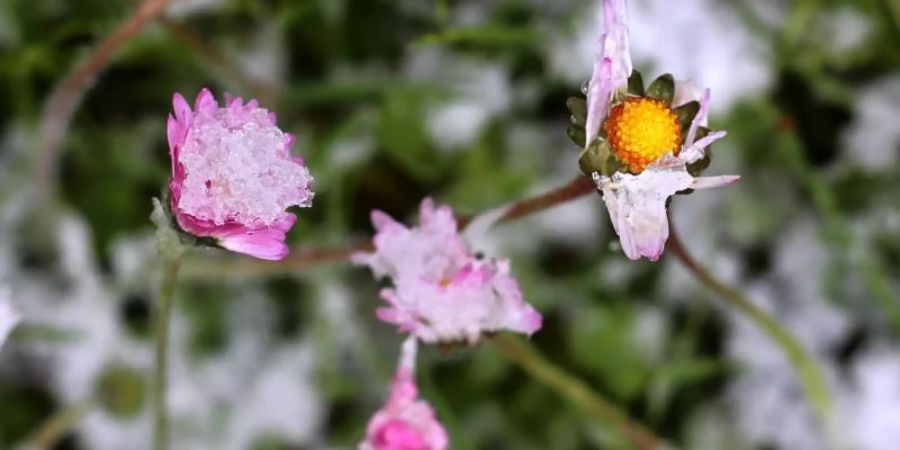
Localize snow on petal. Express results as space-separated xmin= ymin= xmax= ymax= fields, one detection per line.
xmin=359 ymin=337 xmax=449 ymax=450
xmin=354 ymin=198 xmax=543 ymax=344
xmin=166 ymin=88 xmax=314 ymax=260
xmin=593 ymin=169 xmax=693 ymax=261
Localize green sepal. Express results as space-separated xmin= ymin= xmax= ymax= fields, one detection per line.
xmin=674 ymin=101 xmax=700 ymax=139
xmin=567 ymin=125 xmax=586 ymax=148
xmin=566 ymin=97 xmax=587 ymax=127
xmin=687 ymin=154 xmax=711 ymax=177
xmin=686 ymin=127 xmax=713 ymax=176
xmin=578 ymin=140 xmax=609 ymax=176
xmin=646 ymin=73 xmax=675 ymax=104
xmin=627 ymin=70 xmax=645 ymax=96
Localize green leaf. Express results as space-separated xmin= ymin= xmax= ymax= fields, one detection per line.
xmin=627 ymin=70 xmax=645 ymax=96
xmin=646 ymin=73 xmax=675 ymax=103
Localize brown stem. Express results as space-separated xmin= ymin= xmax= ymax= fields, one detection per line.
xmin=181 ymin=175 xmax=597 ymax=280
xmin=459 ymin=175 xmax=597 ymax=228
xmin=34 ymin=0 xmax=175 ymax=225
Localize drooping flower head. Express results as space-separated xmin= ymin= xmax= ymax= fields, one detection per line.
xmin=353 ymin=198 xmax=542 ymax=345
xmin=167 ymin=88 xmax=313 ymax=260
xmin=570 ymin=0 xmax=739 ymax=261
xmin=359 ymin=337 xmax=449 ymax=450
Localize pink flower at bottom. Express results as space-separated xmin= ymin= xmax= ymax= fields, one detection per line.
xmin=359 ymin=338 xmax=448 ymax=450
xmin=166 ymin=88 xmax=314 ymax=260
xmin=353 ymin=198 xmax=542 ymax=344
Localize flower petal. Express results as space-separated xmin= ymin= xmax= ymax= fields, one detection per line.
xmin=585 ymin=57 xmax=614 ymax=148
xmin=593 ymin=168 xmax=694 ymax=261
xmin=691 ymin=175 xmax=741 ymax=189
xmin=359 ymin=337 xmax=449 ymax=450
xmin=217 ymin=214 xmax=296 ymax=260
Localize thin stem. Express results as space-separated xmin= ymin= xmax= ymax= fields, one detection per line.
xmin=666 ymin=220 xmax=831 ymax=424
xmin=34 ymin=0 xmax=174 ymax=227
xmin=153 ymin=255 xmax=182 ymax=450
xmin=19 ymin=400 xmax=93 ymax=450
xmin=464 ymin=175 xmax=596 ymax=227
xmin=181 ymin=175 xmax=597 ymax=280
xmin=492 ymin=334 xmax=661 ymax=450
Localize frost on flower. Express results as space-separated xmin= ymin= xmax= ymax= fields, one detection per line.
xmin=167 ymin=88 xmax=314 ymax=260
xmin=572 ymin=0 xmax=739 ymax=261
xmin=353 ymin=198 xmax=542 ymax=345
xmin=0 ymin=288 xmax=20 ymax=348
xmin=359 ymin=338 xmax=448 ymax=450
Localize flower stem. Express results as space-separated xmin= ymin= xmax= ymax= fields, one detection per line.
xmin=666 ymin=220 xmax=831 ymax=424
xmin=181 ymin=175 xmax=597 ymax=280
xmin=20 ymin=400 xmax=93 ymax=450
xmin=153 ymin=254 xmax=182 ymax=450
xmin=492 ymin=334 xmax=662 ymax=450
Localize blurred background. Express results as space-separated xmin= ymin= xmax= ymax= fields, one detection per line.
xmin=0 ymin=0 xmax=898 ymax=449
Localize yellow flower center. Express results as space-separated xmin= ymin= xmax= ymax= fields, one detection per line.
xmin=603 ymin=97 xmax=681 ymax=173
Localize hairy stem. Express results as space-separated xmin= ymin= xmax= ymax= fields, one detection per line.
xmin=19 ymin=400 xmax=93 ymax=450
xmin=153 ymin=255 xmax=182 ymax=450
xmin=492 ymin=334 xmax=661 ymax=450
xmin=666 ymin=220 xmax=831 ymax=424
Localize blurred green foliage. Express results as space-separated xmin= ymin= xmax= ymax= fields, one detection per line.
xmin=0 ymin=0 xmax=898 ymax=449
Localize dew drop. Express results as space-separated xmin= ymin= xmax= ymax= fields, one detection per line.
xmin=581 ymin=80 xmax=590 ymax=94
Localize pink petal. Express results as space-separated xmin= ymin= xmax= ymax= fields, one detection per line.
xmin=585 ymin=57 xmax=614 ymax=148
xmin=685 ymin=89 xmax=711 ymax=148
xmin=194 ymin=88 xmax=217 ymax=113
xmin=217 ymin=225 xmax=292 ymax=260
xmin=172 ymin=93 xmax=192 ymax=124
xmin=372 ymin=210 xmax=400 ymax=232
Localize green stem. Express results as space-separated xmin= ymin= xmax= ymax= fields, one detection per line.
xmin=666 ymin=220 xmax=831 ymax=424
xmin=153 ymin=255 xmax=182 ymax=450
xmin=20 ymin=400 xmax=93 ymax=450
xmin=492 ymin=334 xmax=662 ymax=450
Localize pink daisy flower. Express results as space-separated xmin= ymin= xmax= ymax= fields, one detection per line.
xmin=359 ymin=338 xmax=449 ymax=450
xmin=166 ymin=88 xmax=313 ymax=260
xmin=354 ymin=198 xmax=542 ymax=345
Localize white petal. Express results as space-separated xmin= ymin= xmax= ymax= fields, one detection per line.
xmin=691 ymin=175 xmax=741 ymax=189
xmin=595 ymin=168 xmax=694 ymax=261
xmin=680 ymin=130 xmax=727 ymax=164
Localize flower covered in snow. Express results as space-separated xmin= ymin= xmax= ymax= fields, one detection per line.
xmin=568 ymin=0 xmax=739 ymax=261
xmin=0 ymin=288 xmax=20 ymax=348
xmin=353 ymin=198 xmax=542 ymax=345
xmin=359 ymin=337 xmax=448 ymax=450
xmin=166 ymin=88 xmax=313 ymax=260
